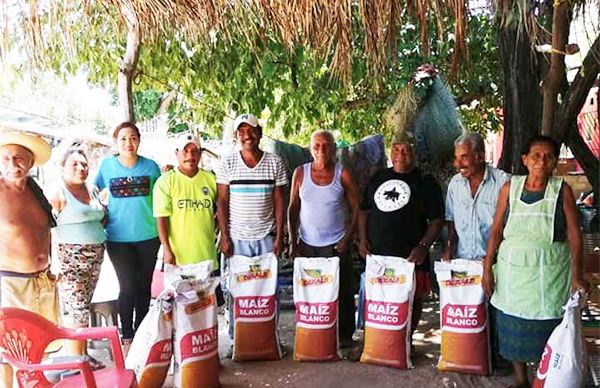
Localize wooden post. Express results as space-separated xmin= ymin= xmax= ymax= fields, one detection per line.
xmin=118 ymin=9 xmax=141 ymax=123
xmin=541 ymin=0 xmax=569 ymax=135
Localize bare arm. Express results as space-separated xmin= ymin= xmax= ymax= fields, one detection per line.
xmin=337 ymin=168 xmax=359 ymax=254
xmin=273 ymin=185 xmax=286 ymax=257
xmin=562 ymin=183 xmax=589 ymax=293
xmin=482 ymin=181 xmax=510 ymax=297
xmin=216 ymin=183 xmax=233 ymax=257
xmin=156 ymin=217 xmax=175 ymax=265
xmin=443 ymin=221 xmax=457 ymax=261
xmin=45 ymin=182 xmax=65 ymax=212
xmin=358 ymin=209 xmax=371 ymax=258
xmin=287 ymin=167 xmax=303 ymax=258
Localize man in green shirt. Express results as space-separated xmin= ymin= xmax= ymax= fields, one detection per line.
xmin=154 ymin=133 xmax=218 ymax=268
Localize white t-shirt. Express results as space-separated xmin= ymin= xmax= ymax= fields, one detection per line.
xmin=216 ymin=151 xmax=288 ymax=240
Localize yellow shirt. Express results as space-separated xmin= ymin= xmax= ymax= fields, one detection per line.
xmin=153 ymin=168 xmax=217 ymax=268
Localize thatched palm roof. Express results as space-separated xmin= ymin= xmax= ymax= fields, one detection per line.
xmin=4 ymin=0 xmax=470 ymax=84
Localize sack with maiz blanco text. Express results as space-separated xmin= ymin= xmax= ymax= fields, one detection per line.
xmin=229 ymin=253 xmax=280 ymax=361
xmin=293 ymin=256 xmax=340 ymax=361
xmin=532 ymin=291 xmax=587 ymax=388
xmin=360 ymin=255 xmax=415 ymax=369
xmin=435 ymin=259 xmax=490 ymax=375
xmin=170 ymin=262 xmax=221 ymax=388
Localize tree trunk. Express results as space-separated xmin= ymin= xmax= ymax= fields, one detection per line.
xmin=541 ymin=0 xmax=569 ymax=134
xmin=555 ymin=37 xmax=600 ymax=201
xmin=118 ymin=14 xmax=141 ymax=123
xmin=498 ymin=26 xmax=542 ymax=174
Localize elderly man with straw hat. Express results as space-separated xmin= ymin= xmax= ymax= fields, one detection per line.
xmin=0 ymin=132 xmax=59 ymax=385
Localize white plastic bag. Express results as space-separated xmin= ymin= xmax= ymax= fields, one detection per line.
xmin=125 ymin=290 xmax=174 ymax=388
xmin=164 ymin=262 xmax=213 ymax=291
xmin=532 ymin=291 xmax=586 ymax=388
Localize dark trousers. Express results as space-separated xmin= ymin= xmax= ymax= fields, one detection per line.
xmin=298 ymin=241 xmax=355 ymax=344
xmin=106 ymin=238 xmax=160 ymax=340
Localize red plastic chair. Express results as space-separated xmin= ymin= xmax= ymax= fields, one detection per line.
xmin=0 ymin=307 xmax=137 ymax=388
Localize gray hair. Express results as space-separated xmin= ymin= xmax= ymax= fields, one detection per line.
xmin=454 ymin=133 xmax=485 ymax=154
xmin=310 ymin=129 xmax=336 ymax=147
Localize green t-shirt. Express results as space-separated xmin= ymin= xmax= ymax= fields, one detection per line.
xmin=153 ymin=168 xmax=217 ymax=268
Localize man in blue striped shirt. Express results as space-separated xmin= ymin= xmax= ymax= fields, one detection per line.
xmin=443 ymin=132 xmax=510 ymax=375
xmin=216 ymin=114 xmax=288 ymax=357
xmin=443 ymin=133 xmax=510 ymax=261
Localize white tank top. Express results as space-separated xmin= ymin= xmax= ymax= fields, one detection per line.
xmin=299 ymin=163 xmax=347 ymax=246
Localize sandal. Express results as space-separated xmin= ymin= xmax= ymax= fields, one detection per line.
xmin=122 ymin=339 xmax=133 ymax=358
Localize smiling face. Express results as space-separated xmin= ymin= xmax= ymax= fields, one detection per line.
xmin=62 ymin=151 xmax=89 ymax=185
xmin=236 ymin=123 xmax=261 ymax=152
xmin=0 ymin=144 xmax=34 ymax=182
xmin=310 ymin=132 xmax=336 ymax=165
xmin=176 ymin=142 xmax=201 ymax=172
xmin=454 ymin=143 xmax=485 ymax=179
xmin=390 ymin=142 xmax=415 ymax=173
xmin=522 ymin=142 xmax=557 ymax=179
xmin=115 ymin=126 xmax=140 ymax=157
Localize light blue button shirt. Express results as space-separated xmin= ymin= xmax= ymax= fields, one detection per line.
xmin=445 ymin=165 xmax=510 ymax=260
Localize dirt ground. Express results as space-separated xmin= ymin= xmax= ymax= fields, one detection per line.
xmin=153 ymin=295 xmax=513 ymax=388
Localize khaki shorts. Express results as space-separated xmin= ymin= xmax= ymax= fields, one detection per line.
xmin=0 ymin=268 xmax=61 ymax=354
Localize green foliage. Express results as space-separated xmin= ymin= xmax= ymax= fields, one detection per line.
xmin=133 ymin=90 xmax=163 ymax=121
xmin=7 ymin=3 xmax=502 ymax=144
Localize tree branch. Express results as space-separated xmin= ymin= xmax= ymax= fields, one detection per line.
xmin=554 ymin=36 xmax=600 ymax=142
xmin=556 ymin=36 xmax=600 ymax=201
xmin=118 ymin=9 xmax=141 ymax=122
xmin=566 ymin=127 xmax=599 ymax=202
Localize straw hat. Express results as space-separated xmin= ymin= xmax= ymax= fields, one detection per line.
xmin=0 ymin=132 xmax=51 ymax=166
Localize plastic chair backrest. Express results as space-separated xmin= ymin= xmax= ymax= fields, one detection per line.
xmin=0 ymin=307 xmax=79 ymax=387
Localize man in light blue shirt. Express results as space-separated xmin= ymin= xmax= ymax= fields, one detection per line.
xmin=443 ymin=133 xmax=510 ymax=261
xmin=443 ymin=132 xmax=510 ymax=374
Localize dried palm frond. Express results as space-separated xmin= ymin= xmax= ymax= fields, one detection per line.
xmin=383 ymin=83 xmax=418 ymax=145
xmin=9 ymin=0 xmax=476 ymax=85
xmin=449 ymin=0 xmax=468 ymax=80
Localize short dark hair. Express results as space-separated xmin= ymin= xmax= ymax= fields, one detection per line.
xmin=522 ymin=135 xmax=560 ymax=158
xmin=113 ymin=122 xmax=141 ymax=139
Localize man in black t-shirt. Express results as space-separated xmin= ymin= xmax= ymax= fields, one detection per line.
xmin=358 ymin=136 xmax=444 ymax=344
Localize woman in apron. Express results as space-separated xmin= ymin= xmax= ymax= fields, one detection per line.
xmin=482 ymin=135 xmax=588 ymax=388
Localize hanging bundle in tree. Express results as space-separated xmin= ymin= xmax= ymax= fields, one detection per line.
xmin=412 ymin=76 xmax=464 ymax=163
xmin=384 ymin=65 xmax=464 ymax=178
xmin=383 ymin=84 xmax=419 ymax=146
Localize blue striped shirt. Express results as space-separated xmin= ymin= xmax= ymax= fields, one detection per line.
xmin=445 ymin=165 xmax=510 ymax=259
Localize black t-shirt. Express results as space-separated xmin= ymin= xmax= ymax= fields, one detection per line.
xmin=360 ymin=168 xmax=444 ymax=270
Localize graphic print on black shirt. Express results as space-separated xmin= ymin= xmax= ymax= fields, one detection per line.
xmin=109 ymin=176 xmax=151 ymax=198
xmin=373 ymin=179 xmax=411 ymax=212
xmin=361 ymin=168 xmax=444 ymax=269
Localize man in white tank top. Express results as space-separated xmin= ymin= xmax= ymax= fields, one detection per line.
xmin=288 ymin=130 xmax=360 ymax=353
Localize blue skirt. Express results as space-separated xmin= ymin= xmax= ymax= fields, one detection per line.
xmin=496 ymin=309 xmax=560 ymax=363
